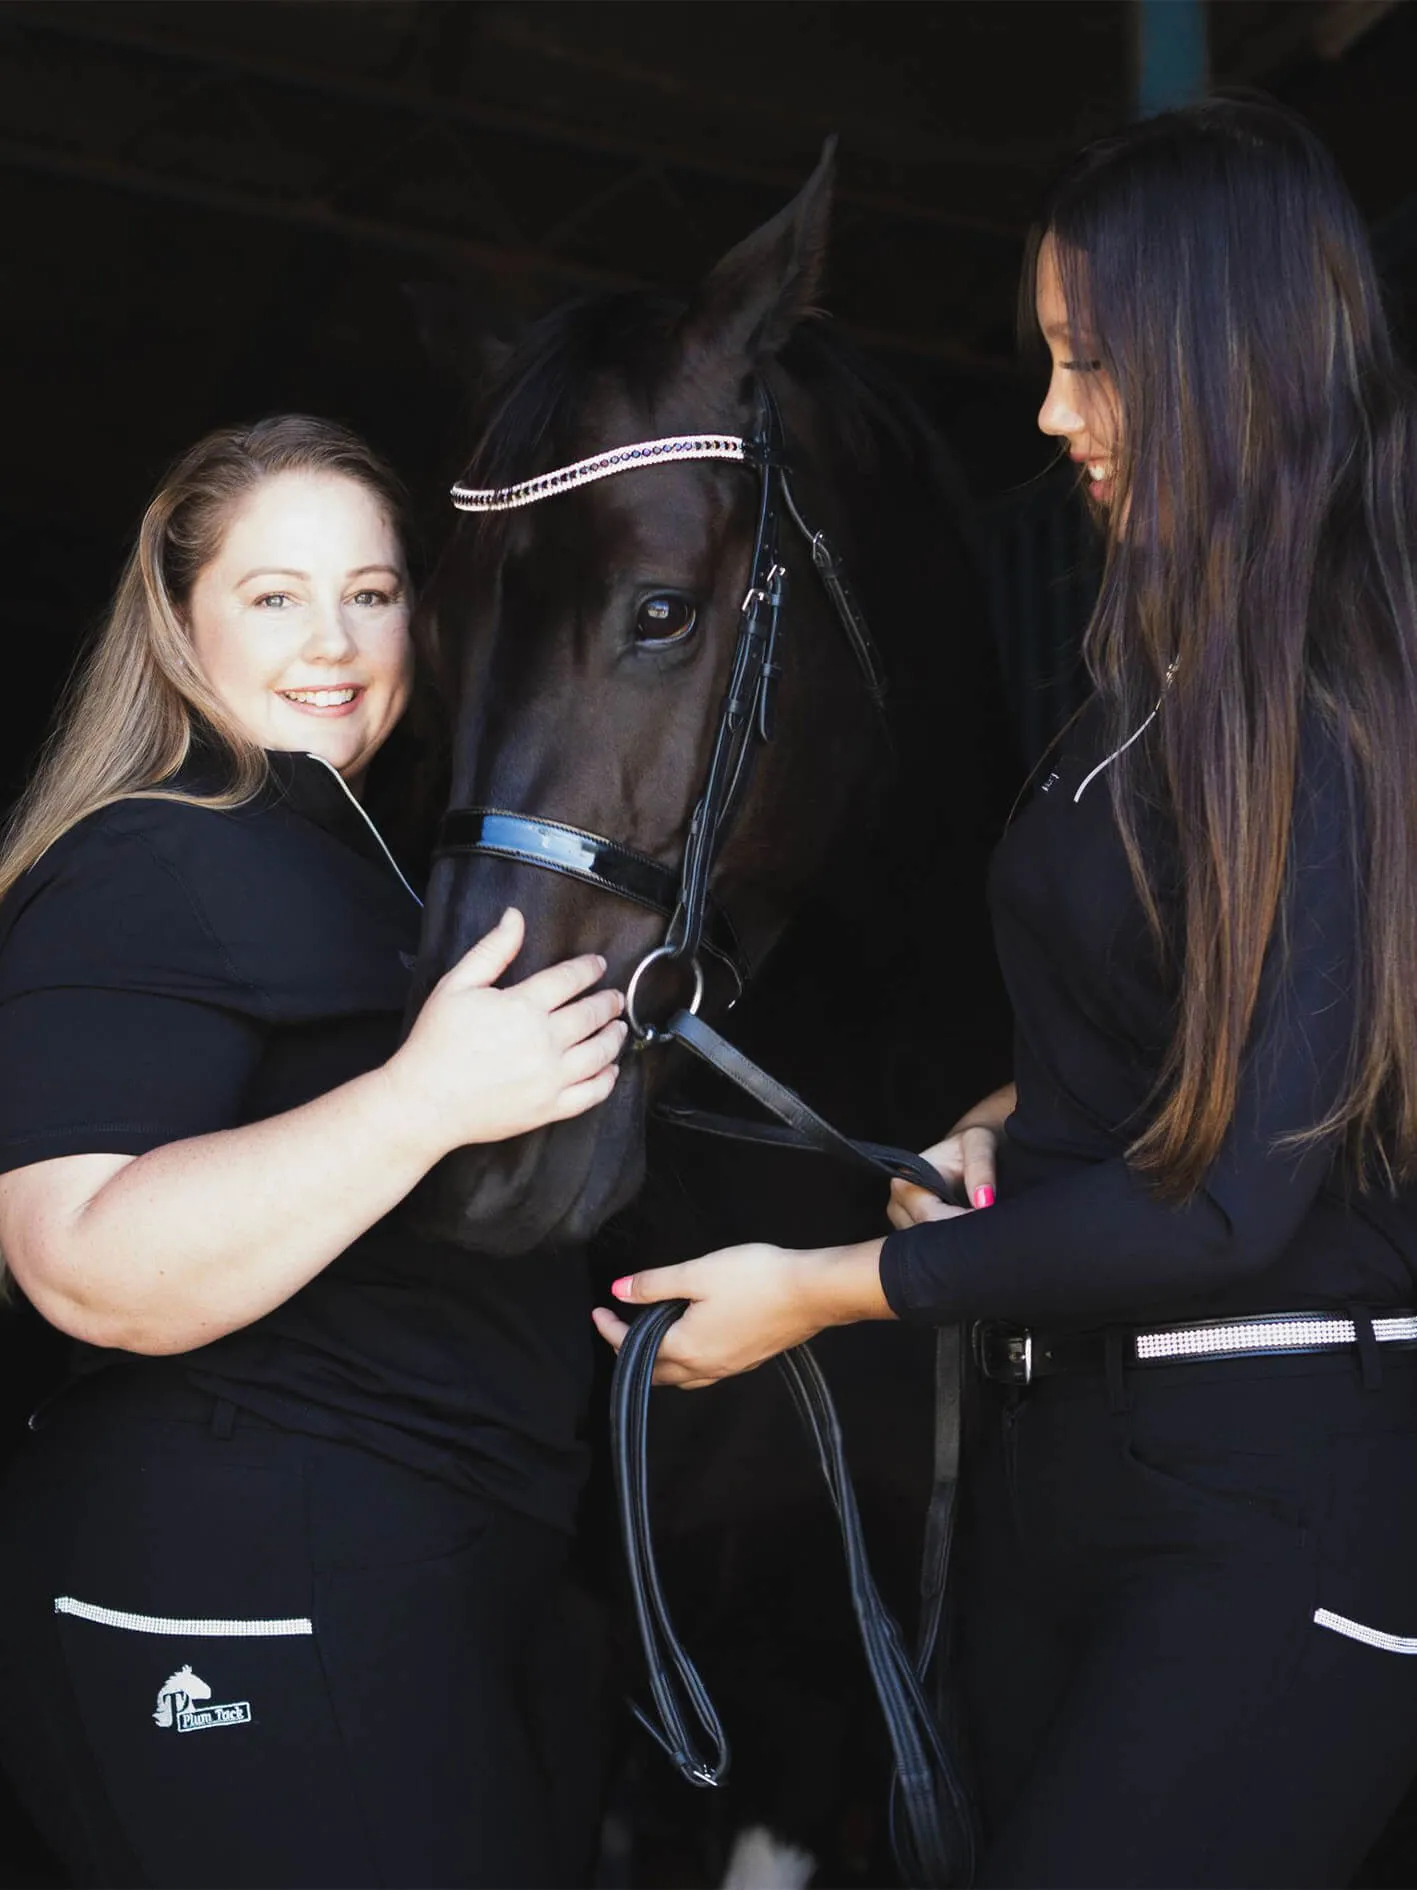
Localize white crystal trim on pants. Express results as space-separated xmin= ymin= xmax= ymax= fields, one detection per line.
xmin=1314 ymin=1607 xmax=1417 ymax=1655
xmin=55 ymin=1595 xmax=312 ymax=1636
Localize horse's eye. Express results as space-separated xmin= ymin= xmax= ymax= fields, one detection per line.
xmin=635 ymin=595 xmax=697 ymax=645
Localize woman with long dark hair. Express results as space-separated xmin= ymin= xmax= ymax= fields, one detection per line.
xmin=597 ymin=99 xmax=1417 ymax=1885
xmin=0 ymin=416 xmax=624 ymax=1888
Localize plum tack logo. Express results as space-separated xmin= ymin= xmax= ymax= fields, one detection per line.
xmin=153 ymin=1664 xmax=251 ymax=1733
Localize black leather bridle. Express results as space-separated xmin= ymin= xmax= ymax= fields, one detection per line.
xmin=439 ymin=388 xmax=975 ymax=1887
xmin=439 ymin=390 xmax=887 ymax=1034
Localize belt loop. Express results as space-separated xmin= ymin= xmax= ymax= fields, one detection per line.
xmin=1104 ymin=1327 xmax=1130 ymax=1413
xmin=210 ymin=1397 xmax=237 ymax=1440
xmin=1349 ymin=1304 xmax=1383 ymax=1391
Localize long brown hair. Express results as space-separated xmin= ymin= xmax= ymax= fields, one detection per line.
xmin=1028 ymin=98 xmax=1417 ymax=1196
xmin=0 ymin=415 xmax=412 ymax=906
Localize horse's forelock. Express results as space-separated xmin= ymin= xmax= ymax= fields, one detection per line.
xmin=457 ymin=292 xmax=689 ymax=500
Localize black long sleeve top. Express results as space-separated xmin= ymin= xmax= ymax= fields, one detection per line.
xmin=879 ymin=700 xmax=1417 ymax=1330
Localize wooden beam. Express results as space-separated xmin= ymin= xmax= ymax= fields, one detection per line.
xmin=0 ymin=4 xmax=1031 ymax=241
xmin=0 ymin=132 xmax=1024 ymax=376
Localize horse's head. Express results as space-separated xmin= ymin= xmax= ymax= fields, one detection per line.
xmin=410 ymin=147 xmax=908 ymax=1254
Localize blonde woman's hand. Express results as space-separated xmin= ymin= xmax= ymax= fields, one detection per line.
xmin=387 ymin=909 xmax=625 ymax=1152
xmin=886 ymin=1081 xmax=1016 ymax=1231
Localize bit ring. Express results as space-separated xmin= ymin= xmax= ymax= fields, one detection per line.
xmin=626 ymin=947 xmax=705 ymax=1042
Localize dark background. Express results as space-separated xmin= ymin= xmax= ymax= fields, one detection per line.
xmin=1 ymin=1 xmax=1416 ymax=790
xmin=3 ymin=3 xmax=1417 ymax=1884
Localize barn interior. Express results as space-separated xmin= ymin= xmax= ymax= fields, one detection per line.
xmin=2 ymin=0 xmax=1415 ymax=785
xmin=2 ymin=2 xmax=1417 ymax=1884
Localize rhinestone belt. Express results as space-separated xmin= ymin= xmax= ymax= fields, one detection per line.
xmin=974 ymin=1311 xmax=1417 ymax=1387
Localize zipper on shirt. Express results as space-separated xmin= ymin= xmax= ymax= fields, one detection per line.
xmin=302 ymin=753 xmax=423 ymax=909
xmin=1073 ymin=659 xmax=1179 ymax=804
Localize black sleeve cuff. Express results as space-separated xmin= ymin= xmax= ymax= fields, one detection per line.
xmin=879 ymin=1222 xmax=965 ymax=1326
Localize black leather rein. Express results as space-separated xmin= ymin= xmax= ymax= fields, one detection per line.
xmin=437 ymin=388 xmax=975 ymax=1887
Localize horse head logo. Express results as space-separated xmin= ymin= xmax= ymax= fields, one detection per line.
xmin=152 ymin=1663 xmax=211 ymax=1729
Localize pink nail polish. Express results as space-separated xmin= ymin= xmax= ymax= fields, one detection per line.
xmin=973 ymin=1186 xmax=995 ymax=1209
xmin=611 ymin=1276 xmax=633 ymax=1299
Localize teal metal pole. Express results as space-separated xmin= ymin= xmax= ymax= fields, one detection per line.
xmin=1136 ymin=0 xmax=1208 ymax=114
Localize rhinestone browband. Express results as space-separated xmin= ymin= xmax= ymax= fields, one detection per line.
xmin=450 ymin=433 xmax=749 ymax=513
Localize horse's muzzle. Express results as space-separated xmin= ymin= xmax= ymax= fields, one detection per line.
xmin=406 ymin=1060 xmax=647 ymax=1256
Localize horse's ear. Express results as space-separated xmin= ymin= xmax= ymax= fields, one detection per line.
xmin=679 ymin=136 xmax=836 ymax=369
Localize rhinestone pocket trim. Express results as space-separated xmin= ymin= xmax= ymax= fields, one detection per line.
xmin=55 ymin=1596 xmax=313 ymax=1637
xmin=451 ymin=433 xmax=748 ymax=513
xmin=1314 ymin=1608 xmax=1417 ymax=1655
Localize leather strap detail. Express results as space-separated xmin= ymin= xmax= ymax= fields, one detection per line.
xmin=654 ymin=1012 xmax=960 ymax=1201
xmin=437 ymin=808 xmax=679 ymax=911
xmin=780 ymin=469 xmax=890 ymax=708
xmin=630 ymin=1007 xmax=975 ymax=1883
xmin=610 ymin=1301 xmax=731 ymax=1790
xmin=975 ymin=1312 xmax=1417 ymax=1385
xmin=435 ymin=808 xmax=747 ymax=988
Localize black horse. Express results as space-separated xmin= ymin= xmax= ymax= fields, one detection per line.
xmin=411 ymin=148 xmax=1014 ymax=1884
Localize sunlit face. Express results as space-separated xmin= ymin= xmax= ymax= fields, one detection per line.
xmin=186 ymin=471 xmax=413 ymax=790
xmin=1035 ymin=233 xmax=1122 ymax=510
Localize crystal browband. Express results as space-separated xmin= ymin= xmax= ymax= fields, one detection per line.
xmin=451 ymin=433 xmax=749 ymax=513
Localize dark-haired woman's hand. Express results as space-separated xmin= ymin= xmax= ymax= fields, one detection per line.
xmin=886 ymin=1080 xmax=1016 ymax=1230
xmin=386 ymin=909 xmax=626 ymax=1150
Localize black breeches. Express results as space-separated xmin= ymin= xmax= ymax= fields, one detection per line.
xmin=959 ymin=1346 xmax=1417 ymax=1889
xmin=0 ymin=1380 xmax=591 ymax=1890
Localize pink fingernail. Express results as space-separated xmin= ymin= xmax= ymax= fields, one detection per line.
xmin=973 ymin=1186 xmax=995 ymax=1209
xmin=611 ymin=1276 xmax=633 ymax=1299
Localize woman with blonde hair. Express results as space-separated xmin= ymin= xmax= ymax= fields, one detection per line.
xmin=0 ymin=414 xmax=624 ymax=1888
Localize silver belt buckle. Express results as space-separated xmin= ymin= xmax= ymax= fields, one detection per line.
xmin=978 ymin=1324 xmax=1033 ymax=1386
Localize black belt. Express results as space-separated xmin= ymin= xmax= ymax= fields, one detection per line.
xmin=974 ymin=1309 xmax=1417 ymax=1387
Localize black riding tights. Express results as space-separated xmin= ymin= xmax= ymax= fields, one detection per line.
xmin=0 ymin=1378 xmax=591 ymax=1889
xmin=959 ymin=1346 xmax=1417 ymax=1888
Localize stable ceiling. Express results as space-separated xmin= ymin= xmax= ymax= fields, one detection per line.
xmin=0 ymin=2 xmax=1413 ymax=627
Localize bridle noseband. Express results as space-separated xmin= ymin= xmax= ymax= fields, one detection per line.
xmin=436 ymin=385 xmax=887 ymax=1041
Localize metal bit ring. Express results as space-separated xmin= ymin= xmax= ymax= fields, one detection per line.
xmin=625 ymin=946 xmax=705 ymax=1043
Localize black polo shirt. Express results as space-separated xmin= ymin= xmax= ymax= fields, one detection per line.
xmin=880 ymin=698 xmax=1417 ymax=1329
xmin=0 ymin=752 xmax=592 ymax=1530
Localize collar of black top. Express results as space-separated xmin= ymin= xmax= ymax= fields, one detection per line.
xmin=163 ymin=739 xmax=398 ymax=884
